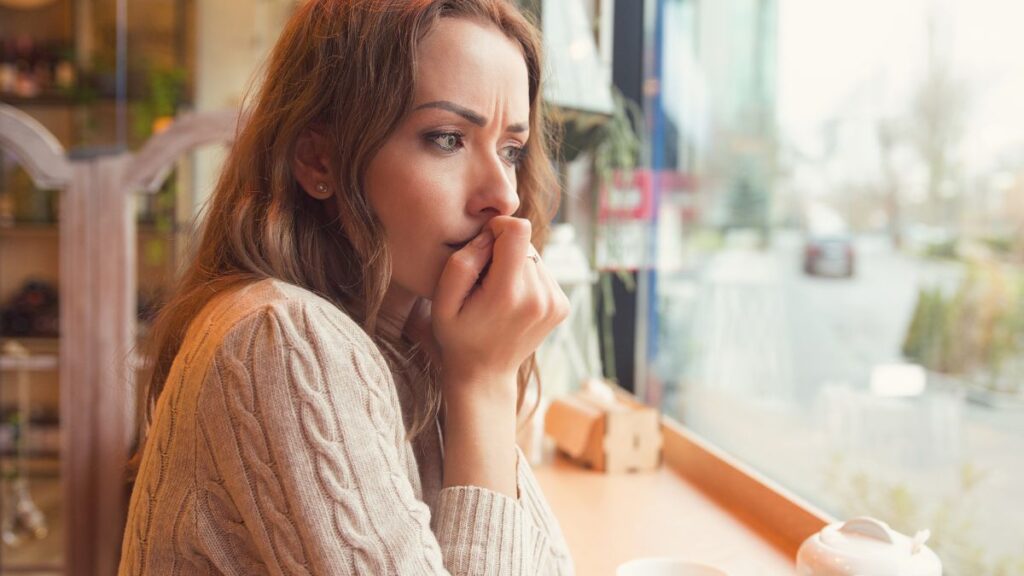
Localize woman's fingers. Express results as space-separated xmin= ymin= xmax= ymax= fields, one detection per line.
xmin=433 ymin=228 xmax=494 ymax=320
xmin=524 ymin=247 xmax=571 ymax=329
xmin=483 ymin=216 xmax=532 ymax=290
xmin=432 ymin=216 xmax=570 ymax=382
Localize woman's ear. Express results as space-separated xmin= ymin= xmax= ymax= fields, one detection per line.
xmin=292 ymin=127 xmax=334 ymax=200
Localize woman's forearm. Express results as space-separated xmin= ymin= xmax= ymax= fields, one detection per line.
xmin=441 ymin=379 xmax=519 ymax=499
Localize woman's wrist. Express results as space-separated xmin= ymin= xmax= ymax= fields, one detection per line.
xmin=441 ymin=401 xmax=518 ymax=497
xmin=440 ymin=367 xmax=519 ymax=408
xmin=440 ymin=372 xmax=519 ymax=498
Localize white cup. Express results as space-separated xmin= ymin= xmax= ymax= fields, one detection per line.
xmin=616 ymin=557 xmax=729 ymax=576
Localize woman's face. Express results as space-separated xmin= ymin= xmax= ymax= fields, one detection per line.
xmin=365 ymin=17 xmax=530 ymax=303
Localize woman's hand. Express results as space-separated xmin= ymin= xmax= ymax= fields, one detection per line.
xmin=431 ymin=216 xmax=570 ymax=404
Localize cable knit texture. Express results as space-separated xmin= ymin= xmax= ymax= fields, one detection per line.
xmin=119 ymin=278 xmax=574 ymax=575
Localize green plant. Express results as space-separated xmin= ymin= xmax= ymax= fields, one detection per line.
xmin=129 ymin=63 xmax=186 ymax=272
xmin=923 ymin=238 xmax=959 ymax=260
xmin=902 ymin=263 xmax=1024 ymax=384
xmin=592 ymin=89 xmax=645 ymax=186
xmin=132 ymin=65 xmax=187 ymax=140
xmin=591 ymin=90 xmax=644 ymax=384
xmin=546 ymin=88 xmax=646 ymax=385
xmin=902 ymin=286 xmax=949 ymax=370
xmin=981 ymin=236 xmax=1014 ymax=257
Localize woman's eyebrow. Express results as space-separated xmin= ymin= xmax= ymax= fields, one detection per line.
xmin=414 ymin=100 xmax=528 ymax=133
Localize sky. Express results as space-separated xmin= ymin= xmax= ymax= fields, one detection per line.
xmin=777 ymin=0 xmax=1024 ymax=175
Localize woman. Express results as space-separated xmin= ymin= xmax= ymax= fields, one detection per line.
xmin=119 ymin=1 xmax=575 ymax=574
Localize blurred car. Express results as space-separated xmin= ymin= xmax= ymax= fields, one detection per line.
xmin=804 ymin=234 xmax=855 ymax=277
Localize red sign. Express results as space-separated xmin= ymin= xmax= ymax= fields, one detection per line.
xmin=598 ymin=169 xmax=698 ymax=222
xmin=599 ymin=170 xmax=653 ymax=221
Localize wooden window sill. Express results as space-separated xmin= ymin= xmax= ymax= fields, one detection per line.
xmin=533 ymin=415 xmax=833 ymax=574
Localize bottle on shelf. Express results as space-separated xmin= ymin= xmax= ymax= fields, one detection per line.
xmin=54 ymin=46 xmax=75 ymax=92
xmin=0 ymin=341 xmax=50 ymax=547
xmin=12 ymin=35 xmax=39 ymax=99
xmin=0 ymin=34 xmax=79 ymax=101
xmin=0 ymin=38 xmax=17 ymax=94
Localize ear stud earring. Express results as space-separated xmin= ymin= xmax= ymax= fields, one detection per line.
xmin=315 ymin=182 xmax=328 ymax=194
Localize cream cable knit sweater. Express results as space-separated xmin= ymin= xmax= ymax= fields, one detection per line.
xmin=119 ymin=279 xmax=574 ymax=575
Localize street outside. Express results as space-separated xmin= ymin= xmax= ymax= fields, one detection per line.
xmin=656 ymin=229 xmax=1024 ymax=570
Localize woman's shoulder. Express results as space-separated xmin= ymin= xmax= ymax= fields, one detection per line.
xmin=185 ymin=277 xmax=385 ymax=369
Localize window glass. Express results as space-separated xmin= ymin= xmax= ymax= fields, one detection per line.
xmin=647 ymin=1 xmax=1024 ymax=573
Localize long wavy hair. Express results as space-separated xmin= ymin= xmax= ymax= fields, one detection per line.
xmin=130 ymin=0 xmax=559 ymax=473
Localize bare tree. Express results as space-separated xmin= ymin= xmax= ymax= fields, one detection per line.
xmin=877 ymin=117 xmax=904 ymax=249
xmin=909 ymin=6 xmax=967 ymax=228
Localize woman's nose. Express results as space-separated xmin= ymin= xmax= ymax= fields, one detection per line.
xmin=467 ymin=153 xmax=520 ymax=217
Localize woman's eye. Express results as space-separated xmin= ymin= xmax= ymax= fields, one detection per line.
xmin=427 ymin=131 xmax=463 ymax=153
xmin=501 ymin=145 xmax=525 ymax=167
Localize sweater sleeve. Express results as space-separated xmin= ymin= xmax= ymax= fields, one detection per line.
xmin=435 ymin=445 xmax=575 ymax=575
xmin=197 ymin=299 xmax=573 ymax=576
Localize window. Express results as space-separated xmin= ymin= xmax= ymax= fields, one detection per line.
xmin=645 ymin=1 xmax=1024 ymax=573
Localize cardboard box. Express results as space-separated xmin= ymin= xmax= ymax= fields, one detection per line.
xmin=543 ymin=380 xmax=663 ymax=473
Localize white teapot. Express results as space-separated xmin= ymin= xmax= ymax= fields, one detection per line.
xmin=796 ymin=517 xmax=942 ymax=576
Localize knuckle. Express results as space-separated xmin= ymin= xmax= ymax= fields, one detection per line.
xmin=447 ymin=254 xmax=477 ymax=274
xmin=553 ymin=293 xmax=571 ymax=322
xmin=523 ymin=295 xmax=546 ymax=318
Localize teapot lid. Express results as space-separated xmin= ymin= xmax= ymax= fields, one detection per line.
xmin=797 ymin=517 xmax=942 ymax=576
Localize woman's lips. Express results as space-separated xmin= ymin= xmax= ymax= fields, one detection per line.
xmin=443 ymin=236 xmax=491 ymax=284
xmin=445 ymin=240 xmax=470 ymax=250
xmin=445 ymin=230 xmax=483 ymax=250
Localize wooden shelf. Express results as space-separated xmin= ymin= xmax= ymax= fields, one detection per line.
xmin=1 ymin=93 xmax=144 ymax=107
xmin=0 ymin=338 xmax=60 ymax=353
xmin=0 ymin=354 xmax=58 ymax=372
xmin=0 ymin=451 xmax=61 ymax=461
xmin=0 ymin=453 xmax=61 ymax=470
xmin=1 ymin=94 xmax=89 ymax=108
xmin=139 ymin=224 xmax=180 ymax=237
xmin=0 ymin=224 xmax=60 ymax=239
xmin=0 ymin=223 xmax=179 ymax=239
xmin=0 ymin=339 xmax=146 ymax=371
